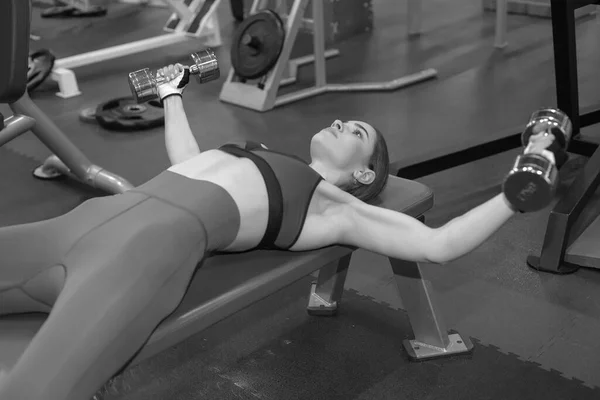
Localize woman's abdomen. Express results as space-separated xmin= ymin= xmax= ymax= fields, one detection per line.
xmin=166 ymin=150 xmax=270 ymax=251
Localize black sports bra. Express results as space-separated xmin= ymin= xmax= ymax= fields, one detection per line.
xmin=219 ymin=141 xmax=323 ymax=250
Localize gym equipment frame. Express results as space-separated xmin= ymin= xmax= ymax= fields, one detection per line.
xmin=50 ymin=0 xmax=223 ymax=99
xmin=219 ymin=0 xmax=438 ymax=112
xmin=392 ymin=0 xmax=600 ymax=275
xmin=2 ymin=92 xmax=134 ymax=194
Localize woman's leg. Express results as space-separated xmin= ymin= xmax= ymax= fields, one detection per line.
xmin=0 ymin=199 xmax=207 ymax=400
xmin=0 ymin=193 xmax=149 ymax=316
xmin=0 ymin=219 xmax=67 ymax=315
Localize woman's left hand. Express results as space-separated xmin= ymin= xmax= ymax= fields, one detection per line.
xmin=524 ymin=131 xmax=556 ymax=165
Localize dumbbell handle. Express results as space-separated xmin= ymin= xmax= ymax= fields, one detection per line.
xmin=154 ymin=50 xmax=219 ymax=86
xmin=153 ymin=65 xmax=199 ymax=86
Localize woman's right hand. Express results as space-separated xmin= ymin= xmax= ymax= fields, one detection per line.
xmin=157 ymin=63 xmax=190 ymax=101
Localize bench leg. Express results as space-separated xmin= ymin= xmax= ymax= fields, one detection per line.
xmin=307 ymin=254 xmax=351 ymax=316
xmin=389 ymin=257 xmax=474 ymax=360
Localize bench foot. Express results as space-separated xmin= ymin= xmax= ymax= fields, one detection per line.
xmin=307 ymin=281 xmax=338 ymax=316
xmin=403 ymin=332 xmax=473 ymax=361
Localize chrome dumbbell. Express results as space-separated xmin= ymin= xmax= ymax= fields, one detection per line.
xmin=128 ymin=48 xmax=220 ymax=103
xmin=503 ymin=108 xmax=572 ymax=212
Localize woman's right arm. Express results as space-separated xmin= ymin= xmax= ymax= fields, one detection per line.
xmin=158 ymin=64 xmax=201 ymax=165
xmin=163 ymin=95 xmax=201 ymax=165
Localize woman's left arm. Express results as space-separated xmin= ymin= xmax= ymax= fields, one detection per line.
xmin=338 ymin=193 xmax=517 ymax=264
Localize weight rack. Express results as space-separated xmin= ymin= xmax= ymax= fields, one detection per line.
xmin=392 ymin=0 xmax=600 ymax=275
xmin=219 ymin=0 xmax=438 ymax=112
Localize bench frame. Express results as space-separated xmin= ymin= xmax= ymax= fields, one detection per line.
xmin=130 ymin=215 xmax=473 ymax=367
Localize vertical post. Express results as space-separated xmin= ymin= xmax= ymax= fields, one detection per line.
xmin=250 ymin=0 xmax=268 ymax=14
xmin=312 ymin=0 xmax=327 ymax=88
xmin=262 ymin=0 xmax=311 ymax=109
xmin=307 ymin=254 xmax=352 ymax=316
xmin=551 ymin=0 xmax=580 ymax=135
xmin=390 ymin=258 xmax=450 ymax=349
xmin=407 ymin=0 xmax=422 ymax=36
xmin=494 ymin=0 xmax=508 ymax=48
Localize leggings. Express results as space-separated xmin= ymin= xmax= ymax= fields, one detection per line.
xmin=0 ymin=172 xmax=241 ymax=400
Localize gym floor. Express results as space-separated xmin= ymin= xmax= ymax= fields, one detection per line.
xmin=2 ymin=0 xmax=600 ymax=399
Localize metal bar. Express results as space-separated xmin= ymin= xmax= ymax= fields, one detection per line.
xmin=276 ymin=68 xmax=437 ymax=109
xmin=161 ymin=0 xmax=194 ymax=20
xmin=569 ymin=137 xmax=598 ymax=157
xmin=8 ymin=92 xmax=134 ymax=194
xmin=9 ymin=92 xmax=92 ymax=178
xmin=249 ymin=0 xmax=268 ymax=14
xmin=571 ymin=0 xmax=600 ymax=9
xmin=407 ymin=0 xmax=422 ymax=35
xmin=54 ymin=33 xmax=188 ymax=70
xmin=580 ymin=105 xmax=600 ymax=128
xmin=494 ymin=0 xmax=508 ymax=48
xmin=551 ymin=0 xmax=580 ymax=135
xmin=394 ymin=127 xmax=523 ymax=179
xmin=312 ymin=0 xmax=327 ymax=88
xmin=394 ymin=128 xmax=597 ymax=180
xmin=0 ymin=115 xmax=35 ymax=147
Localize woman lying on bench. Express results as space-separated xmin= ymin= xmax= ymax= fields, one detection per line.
xmin=0 ymin=64 xmax=554 ymax=400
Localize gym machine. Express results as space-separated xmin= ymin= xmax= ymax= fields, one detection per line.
xmin=50 ymin=0 xmax=223 ymax=99
xmin=393 ymin=0 xmax=600 ymax=275
xmin=1 ymin=0 xmax=133 ymax=194
xmin=219 ymin=0 xmax=438 ymax=112
xmin=527 ymin=0 xmax=600 ymax=274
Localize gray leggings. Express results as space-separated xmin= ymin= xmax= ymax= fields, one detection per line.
xmin=0 ymin=173 xmax=240 ymax=400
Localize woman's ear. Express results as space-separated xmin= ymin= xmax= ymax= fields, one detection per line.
xmin=353 ymin=169 xmax=375 ymax=185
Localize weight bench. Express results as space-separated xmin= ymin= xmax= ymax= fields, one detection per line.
xmin=0 ymin=175 xmax=473 ymax=386
xmin=0 ymin=0 xmax=133 ymax=195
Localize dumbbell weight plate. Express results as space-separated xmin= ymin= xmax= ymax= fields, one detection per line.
xmin=522 ymin=108 xmax=572 ymax=150
xmin=129 ymin=68 xmax=158 ymax=104
xmin=503 ymin=153 xmax=558 ymax=212
xmin=190 ymin=49 xmax=220 ymax=84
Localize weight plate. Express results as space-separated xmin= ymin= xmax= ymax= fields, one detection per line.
xmin=27 ymin=49 xmax=56 ymax=92
xmin=231 ymin=9 xmax=285 ymax=80
xmin=95 ymin=97 xmax=164 ymax=132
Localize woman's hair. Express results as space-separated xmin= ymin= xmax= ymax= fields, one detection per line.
xmin=341 ymin=127 xmax=390 ymax=203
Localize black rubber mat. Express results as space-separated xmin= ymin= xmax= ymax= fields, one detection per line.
xmin=99 ymin=276 xmax=600 ymax=400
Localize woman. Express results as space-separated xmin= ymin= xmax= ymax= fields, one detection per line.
xmin=0 ymin=65 xmax=554 ymax=400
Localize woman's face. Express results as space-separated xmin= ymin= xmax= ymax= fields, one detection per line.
xmin=310 ymin=120 xmax=377 ymax=173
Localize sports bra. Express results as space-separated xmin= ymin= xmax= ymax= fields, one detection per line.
xmin=218 ymin=141 xmax=323 ymax=250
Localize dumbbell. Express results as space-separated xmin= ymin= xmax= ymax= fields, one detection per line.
xmin=128 ymin=48 xmax=220 ymax=103
xmin=503 ymin=108 xmax=572 ymax=212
